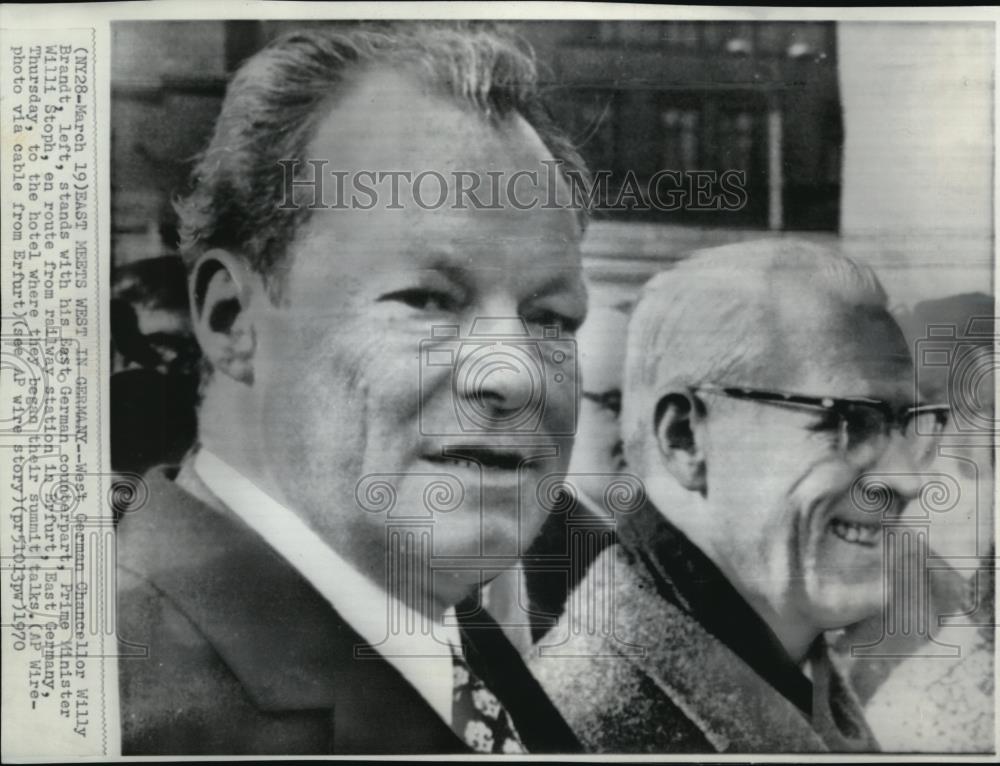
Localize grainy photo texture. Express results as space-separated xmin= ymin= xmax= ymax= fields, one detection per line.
xmin=3 ymin=12 xmax=994 ymax=760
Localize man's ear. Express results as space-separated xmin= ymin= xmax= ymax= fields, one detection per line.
xmin=189 ymin=249 xmax=259 ymax=385
xmin=653 ymin=393 xmax=706 ymax=493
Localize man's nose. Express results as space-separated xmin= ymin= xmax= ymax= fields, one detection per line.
xmin=456 ymin=345 xmax=538 ymax=421
xmin=866 ymin=432 xmax=926 ymax=505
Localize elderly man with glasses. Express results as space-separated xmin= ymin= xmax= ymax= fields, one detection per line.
xmin=528 ymin=239 xmax=950 ymax=753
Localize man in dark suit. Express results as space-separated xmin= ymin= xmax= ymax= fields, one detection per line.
xmin=116 ymin=23 xmax=587 ymax=755
xmin=529 ymin=239 xmax=952 ymax=752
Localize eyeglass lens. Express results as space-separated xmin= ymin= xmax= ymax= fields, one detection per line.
xmin=841 ymin=405 xmax=947 ymax=467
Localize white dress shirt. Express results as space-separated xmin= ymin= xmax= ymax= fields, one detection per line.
xmin=193 ymin=449 xmax=460 ymax=726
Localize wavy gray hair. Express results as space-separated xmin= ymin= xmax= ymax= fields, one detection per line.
xmin=175 ymin=22 xmax=589 ymax=299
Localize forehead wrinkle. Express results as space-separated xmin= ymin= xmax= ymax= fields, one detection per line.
xmin=305 ymin=68 xmax=581 ymax=219
xmin=409 ymin=253 xmax=470 ymax=283
xmin=405 ymin=232 xmax=580 ymax=270
xmin=709 ymin=290 xmax=787 ymax=389
xmin=772 ymin=293 xmax=912 ymax=397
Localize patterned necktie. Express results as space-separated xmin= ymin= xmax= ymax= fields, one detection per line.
xmin=451 ymin=648 xmax=527 ymax=754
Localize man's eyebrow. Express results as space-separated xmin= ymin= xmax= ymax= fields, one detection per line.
xmin=405 ymin=248 xmax=470 ymax=281
xmin=527 ymin=270 xmax=586 ymax=301
xmin=402 ymin=242 xmax=469 ymax=281
xmin=406 ymin=247 xmax=583 ymax=298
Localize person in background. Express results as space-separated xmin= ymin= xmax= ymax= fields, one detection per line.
xmin=488 ymin=305 xmax=632 ymax=650
xmin=833 ymin=293 xmax=995 ymax=752
xmin=110 ymin=256 xmax=200 ymax=475
xmin=111 ymin=255 xmax=199 ymax=377
xmin=567 ymin=304 xmax=631 ymax=495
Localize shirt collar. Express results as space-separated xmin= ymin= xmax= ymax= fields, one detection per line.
xmin=193 ymin=449 xmax=461 ymax=725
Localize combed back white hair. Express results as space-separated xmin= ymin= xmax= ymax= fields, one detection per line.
xmin=621 ymin=238 xmax=890 ymax=472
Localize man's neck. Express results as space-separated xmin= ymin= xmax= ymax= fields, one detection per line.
xmin=732 ymin=590 xmax=822 ymax=665
xmin=196 ymin=379 xmax=270 ymax=491
xmin=175 ymin=451 xmax=223 ymax=510
xmin=189 ymin=446 xmax=454 ymax=625
xmin=648 ymin=488 xmax=821 ymax=665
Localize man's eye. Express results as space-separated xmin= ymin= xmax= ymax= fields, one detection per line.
xmin=807 ymin=408 xmax=885 ymax=443
xmin=377 ymin=289 xmax=457 ymax=312
xmin=808 ymin=411 xmax=842 ymax=433
xmin=526 ymin=309 xmax=583 ymax=334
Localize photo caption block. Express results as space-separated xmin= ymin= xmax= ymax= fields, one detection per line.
xmin=1 ymin=27 xmax=116 ymax=758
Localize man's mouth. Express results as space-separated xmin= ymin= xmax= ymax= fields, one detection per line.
xmin=423 ymin=446 xmax=526 ymax=472
xmin=828 ymin=518 xmax=881 ymax=547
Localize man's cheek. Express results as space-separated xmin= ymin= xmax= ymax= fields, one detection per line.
xmin=789 ymin=461 xmax=859 ymax=555
xmin=543 ymin=381 xmax=579 ymax=436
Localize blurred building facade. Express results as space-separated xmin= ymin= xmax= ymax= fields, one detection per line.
xmin=111 ymin=20 xmax=992 ymax=312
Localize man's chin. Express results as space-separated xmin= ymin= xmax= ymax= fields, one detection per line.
xmin=797 ymin=531 xmax=884 ymax=629
xmin=802 ymin=573 xmax=884 ymax=632
xmin=432 ymin=521 xmax=531 ymax=562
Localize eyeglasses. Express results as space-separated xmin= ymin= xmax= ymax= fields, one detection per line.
xmin=691 ymin=384 xmax=951 ymax=468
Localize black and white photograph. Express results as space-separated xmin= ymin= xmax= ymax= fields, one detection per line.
xmin=1 ymin=4 xmax=996 ymax=760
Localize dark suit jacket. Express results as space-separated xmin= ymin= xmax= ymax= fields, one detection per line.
xmin=117 ymin=466 xmax=579 ymax=755
xmin=527 ymin=501 xmax=879 ymax=753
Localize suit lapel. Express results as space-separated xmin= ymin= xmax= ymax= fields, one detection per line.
xmin=809 ymin=643 xmax=880 ymax=751
xmin=614 ymin=506 xmax=877 ymax=752
xmin=457 ymin=599 xmax=582 ymax=753
xmin=122 ymin=468 xmax=461 ymax=752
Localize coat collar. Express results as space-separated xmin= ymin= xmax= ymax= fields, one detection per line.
xmin=617 ymin=502 xmax=814 ymax=714
xmin=611 ymin=503 xmax=877 ymax=751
